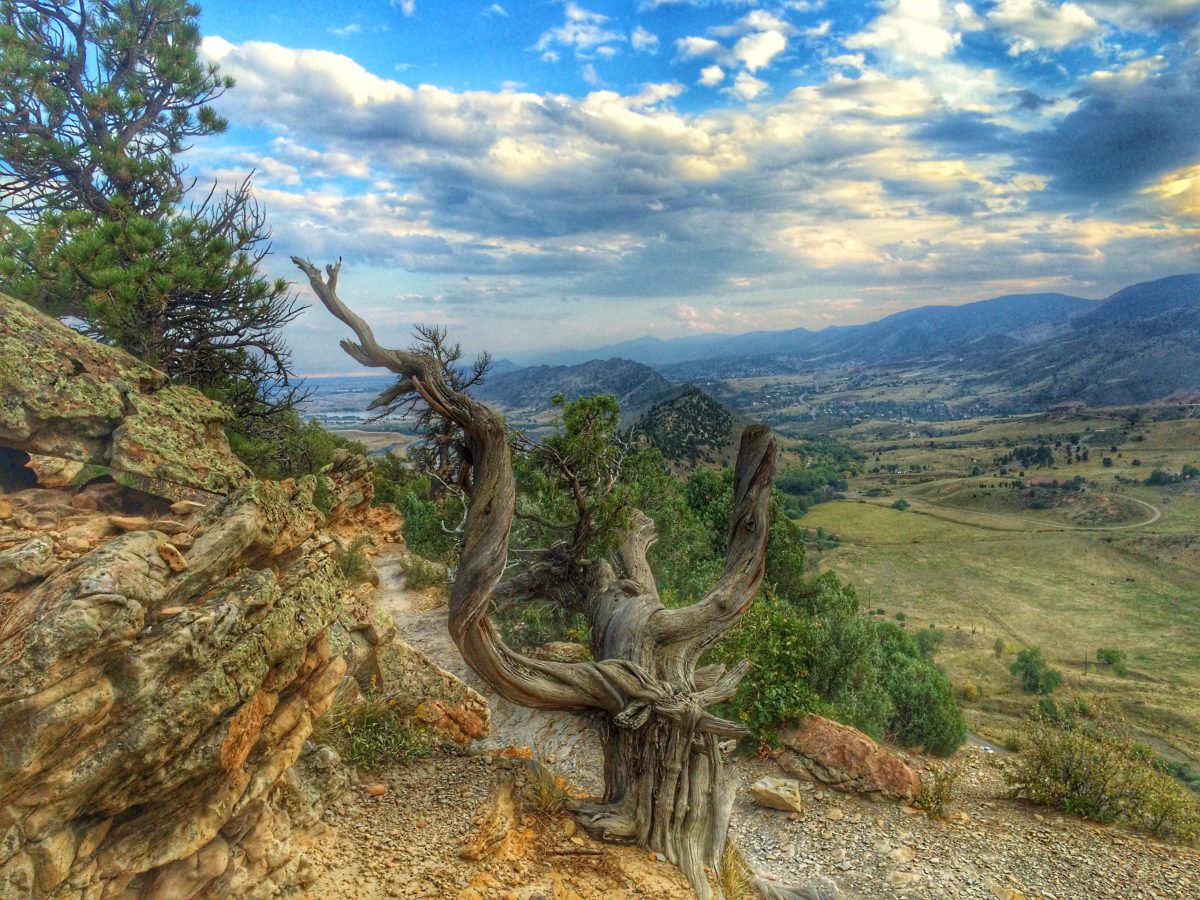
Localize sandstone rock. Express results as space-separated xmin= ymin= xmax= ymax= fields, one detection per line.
xmin=365 ymin=784 xmax=388 ymax=797
xmin=148 ymin=519 xmax=188 ymax=535
xmin=156 ymin=541 xmax=189 ymax=571
xmin=750 ymin=776 xmax=805 ymax=814
xmin=171 ymin=500 xmax=208 ymax=516
xmin=0 ymin=291 xmax=249 ymax=494
xmin=23 ymin=455 xmax=83 ymax=489
xmin=0 ymin=497 xmax=12 ymax=520
xmin=774 ymin=715 xmax=922 ymax=800
xmin=0 ymin=537 xmax=55 ymax=591
xmin=109 ymin=514 xmax=153 ymax=532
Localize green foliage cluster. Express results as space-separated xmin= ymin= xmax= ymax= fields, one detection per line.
xmin=1096 ymin=647 xmax=1129 ymax=677
xmin=891 ymin=498 xmax=910 ymax=511
xmin=1145 ymin=465 xmax=1199 ymax=486
xmin=775 ymin=434 xmax=863 ymax=515
xmin=1010 ymin=646 xmax=1063 ymax=695
xmin=312 ymin=694 xmax=435 ymax=771
xmin=401 ymin=554 xmax=446 ymax=591
xmin=1002 ymin=709 xmax=1200 ymax=840
xmin=226 ymin=412 xmax=364 ymax=480
xmin=713 ymin=579 xmax=965 ymax=754
xmin=398 ymin=488 xmax=460 ymax=563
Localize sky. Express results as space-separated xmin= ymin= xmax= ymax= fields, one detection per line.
xmin=189 ymin=0 xmax=1200 ymax=370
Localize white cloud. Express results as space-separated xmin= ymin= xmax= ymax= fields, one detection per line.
xmin=486 ymin=4 xmax=508 ymax=16
xmin=988 ymin=0 xmax=1102 ymax=55
xmin=632 ymin=26 xmax=660 ymax=53
xmin=725 ymin=71 xmax=769 ymax=100
xmin=328 ymin=23 xmax=361 ymax=37
xmin=846 ymin=0 xmax=962 ymax=63
xmin=536 ymin=3 xmax=623 ymax=59
xmin=391 ymin=0 xmax=415 ymax=15
xmin=698 ymin=64 xmax=726 ymax=86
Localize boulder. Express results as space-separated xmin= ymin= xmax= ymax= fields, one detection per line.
xmin=749 ymin=776 xmax=805 ymax=813
xmin=0 ymin=537 xmax=55 ymax=591
xmin=773 ymin=715 xmax=922 ymax=800
xmin=0 ymin=291 xmax=249 ymax=494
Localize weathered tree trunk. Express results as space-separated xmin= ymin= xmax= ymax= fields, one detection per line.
xmin=294 ymin=258 xmax=778 ymax=899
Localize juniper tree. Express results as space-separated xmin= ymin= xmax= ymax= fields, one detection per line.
xmin=294 ymin=257 xmax=832 ymax=900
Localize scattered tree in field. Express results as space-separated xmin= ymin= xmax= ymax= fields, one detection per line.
xmin=994 ymin=637 xmax=1006 ymax=658
xmin=1011 ymin=646 xmax=1063 ymax=695
xmin=1096 ymin=647 xmax=1129 ymax=677
xmin=295 ymin=257 xmax=803 ymax=899
xmin=0 ymin=1 xmax=303 ymax=418
xmin=892 ymin=498 xmax=910 ymax=510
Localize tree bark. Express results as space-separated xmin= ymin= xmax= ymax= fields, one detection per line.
xmin=294 ymin=258 xmax=778 ymax=898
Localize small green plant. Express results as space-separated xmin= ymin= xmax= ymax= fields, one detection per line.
xmin=312 ymin=474 xmax=333 ymax=517
xmin=891 ymin=498 xmax=910 ymax=511
xmin=919 ymin=761 xmax=963 ymax=820
xmin=715 ymin=840 xmax=757 ymax=900
xmin=521 ymin=760 xmax=571 ymax=817
xmin=313 ymin=693 xmax=434 ymax=771
xmin=402 ymin=554 xmax=446 ymax=591
xmin=993 ymin=637 xmax=1005 ymax=658
xmin=339 ymin=535 xmax=374 ymax=583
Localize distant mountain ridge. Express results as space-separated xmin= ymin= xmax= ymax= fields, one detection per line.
xmin=520 ymin=275 xmax=1200 ymax=408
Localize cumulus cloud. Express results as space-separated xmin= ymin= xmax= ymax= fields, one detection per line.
xmin=675 ymin=8 xmax=792 ymax=86
xmin=391 ymin=0 xmax=415 ymax=15
xmin=988 ymin=0 xmax=1102 ymax=55
xmin=196 ymin=31 xmax=1200 ymax=360
xmin=845 ymin=0 xmax=963 ymax=63
xmin=329 ymin=23 xmax=361 ymax=37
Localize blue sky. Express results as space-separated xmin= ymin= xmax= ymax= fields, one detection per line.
xmin=189 ymin=0 xmax=1200 ymax=370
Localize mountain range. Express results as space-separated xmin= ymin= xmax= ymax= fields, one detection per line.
xmin=516 ymin=275 xmax=1200 ymax=408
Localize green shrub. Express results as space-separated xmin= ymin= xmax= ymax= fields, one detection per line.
xmin=339 ymin=535 xmax=373 ymax=584
xmin=714 ymin=578 xmax=965 ymax=755
xmin=1001 ymin=710 xmax=1200 ymax=839
xmin=1096 ymin=647 xmax=1129 ymax=676
xmin=913 ymin=627 xmax=945 ymax=659
xmin=402 ymin=555 xmax=446 ymax=591
xmin=919 ymin=761 xmax=964 ymax=819
xmin=312 ymin=474 xmax=333 ymax=517
xmin=891 ymin=498 xmax=910 ymax=511
xmin=313 ymin=694 xmax=435 ymax=771
xmin=398 ymin=490 xmax=459 ymax=562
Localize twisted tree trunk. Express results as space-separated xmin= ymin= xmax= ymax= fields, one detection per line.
xmin=294 ymin=258 xmax=778 ymax=898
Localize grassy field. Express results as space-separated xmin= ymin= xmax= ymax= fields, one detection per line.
xmin=800 ymin=408 xmax=1200 ymax=763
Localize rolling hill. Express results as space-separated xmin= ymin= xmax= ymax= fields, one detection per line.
xmin=471 ymin=358 xmax=757 ymax=466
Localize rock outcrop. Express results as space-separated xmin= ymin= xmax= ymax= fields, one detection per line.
xmin=773 ymin=715 xmax=922 ymax=801
xmin=0 ymin=291 xmax=249 ymax=495
xmin=0 ymin=296 xmax=490 ymax=898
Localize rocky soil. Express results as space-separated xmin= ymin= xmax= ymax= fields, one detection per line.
xmin=307 ymin=554 xmax=1200 ymax=900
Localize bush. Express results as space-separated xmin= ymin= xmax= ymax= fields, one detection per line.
xmin=919 ymin=761 xmax=964 ymax=820
xmin=913 ymin=627 xmax=945 ymax=659
xmin=1096 ymin=647 xmax=1129 ymax=677
xmin=714 ymin=579 xmax=965 ymax=755
xmin=1010 ymin=646 xmax=1063 ymax=695
xmin=891 ymin=498 xmax=910 ymax=511
xmin=339 ymin=535 xmax=374 ymax=583
xmin=313 ymin=694 xmax=435 ymax=771
xmin=1001 ymin=710 xmax=1200 ymax=839
xmin=398 ymin=490 xmax=459 ymax=562
xmin=956 ymin=681 xmax=982 ymax=703
xmin=402 ymin=555 xmax=446 ymax=591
